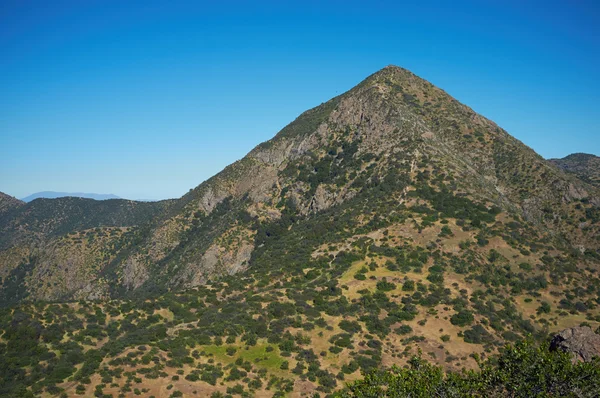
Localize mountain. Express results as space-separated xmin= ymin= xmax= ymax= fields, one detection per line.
xmin=20 ymin=191 xmax=121 ymax=202
xmin=103 ymin=64 xmax=599 ymax=299
xmin=550 ymin=153 xmax=600 ymax=188
xmin=0 ymin=66 xmax=599 ymax=397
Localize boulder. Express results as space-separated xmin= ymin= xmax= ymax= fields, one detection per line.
xmin=550 ymin=326 xmax=600 ymax=362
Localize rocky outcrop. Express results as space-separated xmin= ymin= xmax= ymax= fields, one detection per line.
xmin=122 ymin=255 xmax=150 ymax=290
xmin=550 ymin=326 xmax=600 ymax=362
xmin=172 ymin=236 xmax=254 ymax=289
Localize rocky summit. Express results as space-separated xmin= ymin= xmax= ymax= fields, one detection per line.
xmin=1 ymin=66 xmax=599 ymax=397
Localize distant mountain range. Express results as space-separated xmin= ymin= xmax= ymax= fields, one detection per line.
xmin=20 ymin=191 xmax=121 ymax=202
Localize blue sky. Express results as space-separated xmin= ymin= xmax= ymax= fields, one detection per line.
xmin=1 ymin=0 xmax=599 ymax=200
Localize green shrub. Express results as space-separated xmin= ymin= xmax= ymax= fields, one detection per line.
xmin=450 ymin=310 xmax=474 ymax=327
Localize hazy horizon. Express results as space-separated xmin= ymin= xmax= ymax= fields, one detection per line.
xmin=1 ymin=0 xmax=599 ymax=200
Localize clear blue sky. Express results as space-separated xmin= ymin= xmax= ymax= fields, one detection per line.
xmin=1 ymin=0 xmax=599 ymax=200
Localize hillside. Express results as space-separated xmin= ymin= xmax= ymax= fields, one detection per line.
xmin=0 ymin=192 xmax=24 ymax=215
xmin=550 ymin=153 xmax=600 ymax=188
xmin=0 ymin=66 xmax=599 ymax=397
xmin=0 ymin=196 xmax=174 ymax=304
xmin=0 ymin=196 xmax=171 ymax=246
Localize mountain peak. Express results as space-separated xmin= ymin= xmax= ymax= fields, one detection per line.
xmin=260 ymin=65 xmax=436 ymax=146
xmin=378 ymin=64 xmax=407 ymax=73
xmin=374 ymin=64 xmax=410 ymax=75
xmin=369 ymin=64 xmax=421 ymax=83
xmin=356 ymin=65 xmax=414 ymax=88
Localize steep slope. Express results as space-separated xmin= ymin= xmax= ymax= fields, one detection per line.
xmin=0 ymin=66 xmax=599 ymax=397
xmin=550 ymin=153 xmax=600 ymax=188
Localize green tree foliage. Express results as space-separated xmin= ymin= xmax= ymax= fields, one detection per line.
xmin=334 ymin=340 xmax=600 ymax=397
xmin=450 ymin=310 xmax=474 ymax=327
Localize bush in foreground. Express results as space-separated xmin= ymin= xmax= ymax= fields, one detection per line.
xmin=334 ymin=339 xmax=600 ymax=397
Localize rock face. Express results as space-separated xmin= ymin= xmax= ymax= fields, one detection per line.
xmin=550 ymin=326 xmax=600 ymax=362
